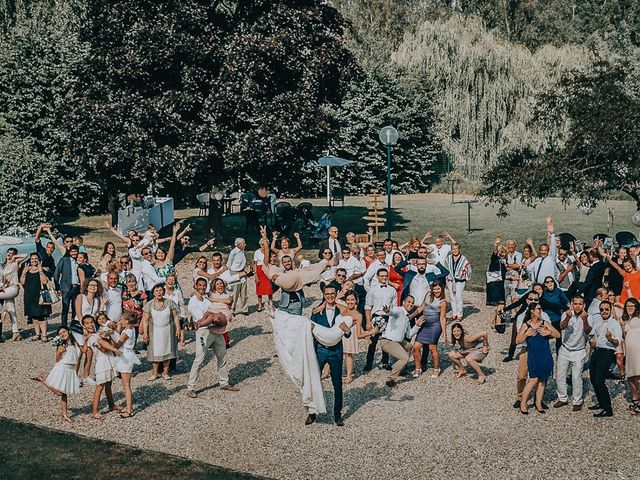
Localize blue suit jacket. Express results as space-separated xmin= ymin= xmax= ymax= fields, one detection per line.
xmin=394 ymin=260 xmax=450 ymax=302
xmin=310 ymin=307 xmax=349 ymax=353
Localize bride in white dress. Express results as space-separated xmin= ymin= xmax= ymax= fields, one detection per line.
xmin=268 ymin=306 xmax=353 ymax=415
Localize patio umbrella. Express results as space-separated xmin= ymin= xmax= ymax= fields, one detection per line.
xmin=308 ymin=156 xmax=354 ymax=204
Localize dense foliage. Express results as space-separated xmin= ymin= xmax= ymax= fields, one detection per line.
xmin=480 ymin=58 xmax=640 ymax=214
xmin=0 ymin=0 xmax=639 ymax=233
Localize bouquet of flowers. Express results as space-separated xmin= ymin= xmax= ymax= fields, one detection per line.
xmin=372 ymin=314 xmax=388 ymax=335
xmin=51 ymin=335 xmax=65 ymax=347
xmin=98 ymin=324 xmax=113 ymax=339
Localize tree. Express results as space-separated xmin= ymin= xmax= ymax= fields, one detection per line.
xmin=393 ymin=14 xmax=591 ymax=176
xmin=66 ymin=0 xmax=357 ymax=198
xmin=0 ymin=0 xmax=98 ymax=234
xmin=323 ymin=69 xmax=441 ymax=195
xmin=480 ymin=58 xmax=640 ymax=215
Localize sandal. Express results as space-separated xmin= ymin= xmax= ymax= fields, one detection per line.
xmin=91 ymin=414 xmax=105 ymax=421
xmin=62 ymin=415 xmax=72 ymax=423
xmin=40 ymin=335 xmax=48 ymax=343
xmin=345 ymin=376 xmax=353 ymax=384
xmin=30 ymin=335 xmax=40 ymax=342
xmin=147 ymin=374 xmax=160 ymax=382
xmin=476 ymin=375 xmax=486 ymax=385
xmin=455 ymin=371 xmax=467 ymax=379
xmin=119 ymin=411 xmax=134 ymax=419
xmin=627 ymin=399 xmax=640 ymax=411
xmin=412 ymin=369 xmax=421 ymax=378
xmin=431 ymin=368 xmax=441 ymax=378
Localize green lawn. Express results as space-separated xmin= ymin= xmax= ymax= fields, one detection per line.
xmin=0 ymin=417 xmax=265 ymax=480
xmin=60 ymin=193 xmax=637 ymax=291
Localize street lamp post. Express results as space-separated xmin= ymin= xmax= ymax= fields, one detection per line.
xmin=379 ymin=126 xmax=398 ymax=239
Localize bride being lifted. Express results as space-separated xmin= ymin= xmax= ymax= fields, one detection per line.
xmin=260 ymin=226 xmax=353 ymax=426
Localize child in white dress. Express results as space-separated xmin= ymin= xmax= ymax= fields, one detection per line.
xmin=31 ymin=326 xmax=80 ymax=422
xmin=114 ymin=312 xmax=140 ymax=417
xmin=90 ymin=323 xmax=122 ymax=419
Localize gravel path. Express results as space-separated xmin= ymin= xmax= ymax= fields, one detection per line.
xmin=1 ymin=286 xmax=639 ymax=479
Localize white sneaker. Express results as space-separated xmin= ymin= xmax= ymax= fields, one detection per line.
xmin=83 ymin=377 xmax=96 ymax=386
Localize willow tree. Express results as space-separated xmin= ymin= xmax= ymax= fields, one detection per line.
xmin=392 ymin=14 xmax=590 ymax=176
xmin=481 ymin=58 xmax=640 ymax=215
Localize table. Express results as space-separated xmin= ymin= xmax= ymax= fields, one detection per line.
xmin=118 ymin=197 xmax=174 ymax=234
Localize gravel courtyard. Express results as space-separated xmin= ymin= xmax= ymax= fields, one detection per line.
xmin=1 ymin=288 xmax=639 ymax=480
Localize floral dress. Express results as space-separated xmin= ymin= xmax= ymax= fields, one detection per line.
xmin=121 ymin=289 xmax=147 ymax=326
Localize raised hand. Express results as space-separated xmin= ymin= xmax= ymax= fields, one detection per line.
xmin=293 ymin=232 xmax=300 ymax=239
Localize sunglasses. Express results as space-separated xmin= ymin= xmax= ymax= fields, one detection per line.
xmin=336 ymin=274 xmax=346 ymax=278
xmin=599 ymin=308 xmax=611 ymax=312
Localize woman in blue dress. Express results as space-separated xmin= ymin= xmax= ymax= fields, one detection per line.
xmin=516 ymin=302 xmax=561 ymax=414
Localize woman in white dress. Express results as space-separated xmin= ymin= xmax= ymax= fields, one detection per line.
xmin=0 ymin=247 xmax=26 ymax=341
xmin=142 ymin=283 xmax=180 ymax=381
xmin=30 ymin=326 xmax=80 ymax=422
xmin=164 ymin=273 xmax=186 ymax=347
xmin=72 ymin=278 xmax=103 ymax=385
xmin=114 ymin=311 xmax=140 ymax=418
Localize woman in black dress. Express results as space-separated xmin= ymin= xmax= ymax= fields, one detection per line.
xmin=486 ymin=236 xmax=507 ymax=306
xmin=19 ymin=253 xmax=52 ymax=342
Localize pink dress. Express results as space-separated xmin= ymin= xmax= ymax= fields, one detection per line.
xmin=208 ymin=292 xmax=233 ymax=333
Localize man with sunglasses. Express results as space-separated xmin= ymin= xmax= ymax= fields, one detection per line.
xmin=588 ymin=300 xmax=622 ymax=417
xmin=554 ymin=295 xmax=592 ymax=411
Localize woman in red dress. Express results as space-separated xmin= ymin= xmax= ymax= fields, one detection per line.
xmin=388 ymin=252 xmax=405 ymax=306
xmin=254 ymin=238 xmax=274 ymax=312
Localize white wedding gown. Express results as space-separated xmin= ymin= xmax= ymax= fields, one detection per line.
xmin=270 ymin=309 xmax=353 ymax=415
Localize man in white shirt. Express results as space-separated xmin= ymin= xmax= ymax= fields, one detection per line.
xmin=587 ymin=288 xmax=608 ymax=318
xmin=380 ymin=296 xmax=424 ymax=386
xmin=138 ymin=246 xmax=165 ymax=294
xmin=227 ymin=238 xmax=248 ymax=315
xmin=526 ymin=217 xmax=558 ymax=284
xmin=428 ymin=231 xmax=455 ymax=264
xmin=382 ymin=238 xmax=403 ymax=264
xmin=364 ymin=269 xmax=397 ymax=371
xmin=363 ymin=250 xmax=388 ymax=291
xmin=338 ymin=247 xmax=366 ymax=285
xmin=588 ymin=300 xmax=623 ymax=417
xmin=103 ymin=271 xmax=123 ymax=322
xmin=554 ymin=296 xmax=592 ymax=411
xmin=555 ymin=248 xmax=575 ymax=292
xmin=186 ymin=278 xmax=238 ymax=397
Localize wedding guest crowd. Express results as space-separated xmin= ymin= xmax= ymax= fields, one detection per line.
xmin=2 ymin=214 xmax=639 ymax=425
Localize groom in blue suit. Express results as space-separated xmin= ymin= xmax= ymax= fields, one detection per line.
xmin=308 ymin=284 xmax=351 ymax=427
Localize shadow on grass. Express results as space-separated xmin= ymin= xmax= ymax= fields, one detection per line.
xmin=0 ymin=416 xmax=267 ymax=479
xmin=175 ymin=205 xmax=411 ymax=254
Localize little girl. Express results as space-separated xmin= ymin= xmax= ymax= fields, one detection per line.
xmin=78 ymin=316 xmax=96 ymax=386
xmin=31 ymin=326 xmax=80 ymax=422
xmin=208 ymin=278 xmax=234 ymax=347
xmin=114 ymin=312 xmax=140 ymax=418
xmin=90 ymin=322 xmax=122 ymax=419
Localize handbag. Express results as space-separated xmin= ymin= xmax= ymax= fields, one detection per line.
xmin=485 ymin=270 xmax=502 ymax=283
xmin=39 ymin=281 xmax=60 ymax=305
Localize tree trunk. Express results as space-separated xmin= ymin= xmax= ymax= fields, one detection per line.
xmin=623 ymin=189 xmax=640 ymax=211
